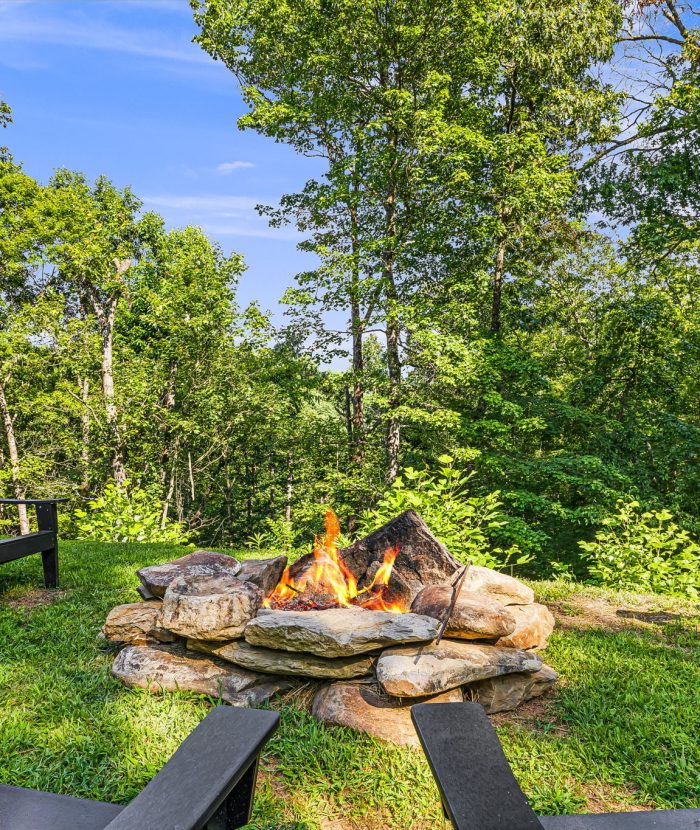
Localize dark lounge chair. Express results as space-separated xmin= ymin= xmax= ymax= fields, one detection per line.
xmin=412 ymin=701 xmax=700 ymax=829
xmin=0 ymin=705 xmax=279 ymax=830
xmin=0 ymin=498 xmax=67 ymax=587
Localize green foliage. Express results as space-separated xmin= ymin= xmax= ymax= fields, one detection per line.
xmin=360 ymin=457 xmax=530 ymax=570
xmin=580 ymin=501 xmax=700 ymax=598
xmin=74 ymin=481 xmax=189 ymax=544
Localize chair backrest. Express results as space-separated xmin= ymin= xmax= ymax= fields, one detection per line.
xmin=104 ymin=706 xmax=279 ymax=830
xmin=412 ymin=702 xmax=545 ymax=830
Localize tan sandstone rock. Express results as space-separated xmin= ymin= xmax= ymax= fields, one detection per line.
xmin=377 ymin=640 xmax=542 ymax=697
xmin=112 ymin=645 xmax=291 ymax=706
xmin=410 ymin=586 xmax=516 ymax=640
xmin=161 ymin=573 xmax=262 ymax=641
xmin=312 ymin=682 xmax=463 ymax=746
xmin=236 ymin=555 xmax=288 ymax=596
xmin=188 ymin=639 xmax=374 ymax=679
xmin=496 ymin=603 xmax=555 ymax=650
xmin=244 ymin=607 xmax=440 ymax=657
xmin=137 ymin=550 xmax=241 ymax=598
xmin=460 ymin=565 xmax=534 ymax=606
xmin=101 ymin=602 xmax=175 ymax=645
xmin=468 ymin=664 xmax=558 ymax=713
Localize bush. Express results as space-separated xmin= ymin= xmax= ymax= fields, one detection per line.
xmin=579 ymin=500 xmax=700 ymax=598
xmin=74 ymin=481 xmax=189 ymax=544
xmin=359 ymin=456 xmax=530 ymax=570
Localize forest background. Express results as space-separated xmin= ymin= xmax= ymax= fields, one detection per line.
xmin=1 ymin=0 xmax=699 ymax=589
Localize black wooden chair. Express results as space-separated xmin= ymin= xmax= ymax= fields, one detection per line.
xmin=0 ymin=498 xmax=67 ymax=587
xmin=412 ymin=702 xmax=700 ymax=829
xmin=0 ymin=705 xmax=279 ymax=830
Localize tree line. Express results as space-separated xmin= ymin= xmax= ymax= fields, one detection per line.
xmin=0 ymin=0 xmax=698 ymax=574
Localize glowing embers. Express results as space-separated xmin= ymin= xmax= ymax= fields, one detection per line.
xmin=264 ymin=510 xmax=404 ymax=612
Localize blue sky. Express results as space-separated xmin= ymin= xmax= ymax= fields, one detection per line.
xmin=0 ymin=0 xmax=322 ymax=317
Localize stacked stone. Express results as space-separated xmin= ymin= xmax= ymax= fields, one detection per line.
xmin=102 ymin=513 xmax=557 ymax=746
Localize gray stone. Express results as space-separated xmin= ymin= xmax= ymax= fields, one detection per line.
xmin=137 ymin=550 xmax=241 ymax=598
xmin=188 ymin=639 xmax=374 ymax=679
xmin=101 ymin=602 xmax=175 ymax=645
xmin=410 ymin=586 xmax=516 ymax=640
xmin=161 ymin=573 xmax=262 ymax=641
xmin=236 ymin=555 xmax=288 ymax=596
xmin=468 ymin=664 xmax=558 ymax=713
xmin=112 ymin=645 xmax=292 ymax=705
xmin=496 ymin=603 xmax=555 ymax=650
xmin=460 ymin=565 xmax=535 ymax=606
xmin=312 ymin=682 xmax=463 ymax=746
xmin=244 ymin=607 xmax=440 ymax=657
xmin=377 ymin=640 xmax=542 ymax=697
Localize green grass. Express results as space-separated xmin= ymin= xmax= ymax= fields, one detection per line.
xmin=0 ymin=542 xmax=699 ymax=829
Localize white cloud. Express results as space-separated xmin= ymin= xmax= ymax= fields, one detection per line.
xmin=216 ymin=160 xmax=256 ymax=174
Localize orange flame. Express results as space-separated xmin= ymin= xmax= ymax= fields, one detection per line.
xmin=264 ymin=510 xmax=403 ymax=612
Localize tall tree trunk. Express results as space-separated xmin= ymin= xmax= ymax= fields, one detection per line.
xmin=0 ymin=377 xmax=29 ymax=533
xmin=99 ymin=297 xmax=126 ymax=486
xmin=78 ymin=375 xmax=91 ymax=496
xmin=490 ymin=232 xmax=507 ymax=335
xmin=383 ymin=185 xmax=401 ymax=484
xmin=349 ymin=195 xmax=365 ymax=466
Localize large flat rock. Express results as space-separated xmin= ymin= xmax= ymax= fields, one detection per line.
xmin=101 ymin=602 xmax=175 ymax=645
xmin=161 ymin=573 xmax=262 ymax=641
xmin=312 ymin=682 xmax=463 ymax=746
xmin=469 ymin=664 xmax=558 ymax=713
xmin=137 ymin=550 xmax=241 ymax=598
xmin=112 ymin=645 xmax=292 ymax=705
xmin=377 ymin=640 xmax=542 ymax=697
xmin=236 ymin=555 xmax=288 ymax=596
xmin=461 ymin=565 xmax=534 ymax=606
xmin=410 ymin=586 xmax=516 ymax=640
xmin=244 ymin=607 xmax=440 ymax=657
xmin=496 ymin=603 xmax=555 ymax=650
xmin=189 ymin=639 xmax=374 ymax=679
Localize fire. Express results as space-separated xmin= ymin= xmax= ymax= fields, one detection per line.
xmin=264 ymin=509 xmax=403 ymax=612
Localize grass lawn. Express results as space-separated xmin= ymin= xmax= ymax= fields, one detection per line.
xmin=0 ymin=541 xmax=699 ymax=830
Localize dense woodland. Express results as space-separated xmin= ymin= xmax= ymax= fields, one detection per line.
xmin=0 ymin=0 xmax=698 ymax=579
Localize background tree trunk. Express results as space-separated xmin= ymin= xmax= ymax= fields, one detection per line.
xmin=0 ymin=377 xmax=29 ymax=533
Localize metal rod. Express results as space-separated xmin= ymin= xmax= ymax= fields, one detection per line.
xmin=435 ymin=561 xmax=472 ymax=646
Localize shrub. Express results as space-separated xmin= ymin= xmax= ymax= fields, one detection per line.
xmin=74 ymin=481 xmax=189 ymax=544
xmin=359 ymin=456 xmax=530 ymax=570
xmin=579 ymin=500 xmax=700 ymax=598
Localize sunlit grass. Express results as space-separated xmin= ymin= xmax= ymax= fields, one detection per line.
xmin=0 ymin=542 xmax=698 ymax=829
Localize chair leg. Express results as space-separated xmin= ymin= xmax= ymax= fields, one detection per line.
xmin=41 ymin=547 xmax=59 ymax=588
xmin=204 ymin=759 xmax=260 ymax=830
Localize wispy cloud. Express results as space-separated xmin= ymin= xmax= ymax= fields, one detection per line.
xmin=141 ymin=194 xmax=301 ymax=241
xmin=0 ymin=6 xmax=210 ymax=65
xmin=216 ymin=160 xmax=256 ymax=174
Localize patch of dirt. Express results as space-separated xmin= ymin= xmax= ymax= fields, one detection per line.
xmin=580 ymin=780 xmax=654 ymax=814
xmin=1 ymin=588 xmax=67 ymax=611
xmin=549 ymin=596 xmax=688 ymax=634
xmin=491 ymin=691 xmax=569 ymax=736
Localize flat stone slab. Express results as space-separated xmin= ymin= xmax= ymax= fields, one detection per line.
xmin=460 ymin=565 xmax=534 ymax=606
xmin=161 ymin=573 xmax=262 ymax=641
xmin=137 ymin=550 xmax=241 ymax=598
xmin=188 ymin=639 xmax=374 ymax=679
xmin=312 ymin=682 xmax=463 ymax=746
xmin=112 ymin=645 xmax=292 ymax=706
xmin=411 ymin=586 xmax=516 ymax=640
xmin=469 ymin=664 xmax=558 ymax=713
xmin=377 ymin=641 xmax=542 ymax=697
xmin=101 ymin=602 xmax=175 ymax=645
xmin=244 ymin=607 xmax=440 ymax=657
xmin=497 ymin=603 xmax=555 ymax=650
xmin=236 ymin=555 xmax=288 ymax=596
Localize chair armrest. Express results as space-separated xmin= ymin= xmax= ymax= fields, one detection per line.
xmin=0 ymin=499 xmax=69 ymax=505
xmin=104 ymin=706 xmax=279 ymax=830
xmin=411 ymin=702 xmax=545 ymax=830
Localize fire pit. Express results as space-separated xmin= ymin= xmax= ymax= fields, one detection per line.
xmin=102 ymin=510 xmax=557 ymax=746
